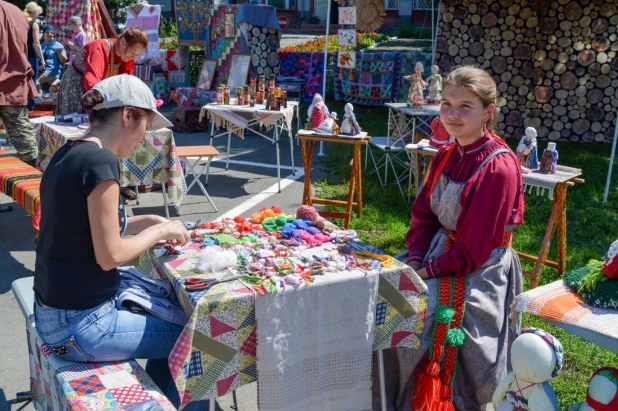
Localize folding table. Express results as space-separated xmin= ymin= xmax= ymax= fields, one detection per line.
xmin=201 ymin=102 xmax=299 ymax=193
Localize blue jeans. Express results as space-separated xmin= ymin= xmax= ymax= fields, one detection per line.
xmin=34 ymin=295 xmax=207 ymax=410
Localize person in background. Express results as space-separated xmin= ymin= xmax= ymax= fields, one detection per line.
xmin=62 ymin=16 xmax=88 ymax=62
xmin=34 ymin=74 xmax=204 ymax=410
xmin=37 ymin=25 xmax=67 ymax=93
xmin=24 ymin=1 xmax=45 ymax=110
xmin=56 ymin=27 xmax=147 ymax=116
xmin=0 ymin=0 xmax=38 ymax=166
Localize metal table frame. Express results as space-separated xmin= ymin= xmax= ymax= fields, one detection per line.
xmin=206 ymin=103 xmax=299 ymax=193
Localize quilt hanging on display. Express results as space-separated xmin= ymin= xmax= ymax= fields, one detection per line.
xmin=126 ymin=4 xmax=161 ymax=60
xmin=236 ymin=6 xmax=280 ymax=81
xmin=47 ymin=0 xmax=103 ymax=44
xmin=278 ymin=52 xmax=325 ymax=103
xmin=210 ymin=5 xmax=247 ymax=87
xmin=333 ymin=52 xmax=403 ymax=106
xmin=175 ymin=0 xmax=211 ymax=45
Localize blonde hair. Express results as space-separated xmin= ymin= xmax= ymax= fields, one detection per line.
xmin=25 ymin=2 xmax=43 ymax=15
xmin=443 ymin=66 xmax=498 ymax=132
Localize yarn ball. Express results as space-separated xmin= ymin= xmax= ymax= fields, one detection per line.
xmin=297 ymin=205 xmax=319 ymax=222
xmin=434 ymin=305 xmax=455 ymax=324
xmin=563 ymin=262 xmax=618 ymax=309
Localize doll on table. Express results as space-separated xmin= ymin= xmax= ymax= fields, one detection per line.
xmin=306 ymin=93 xmax=330 ymax=129
xmin=429 ymin=116 xmax=454 ymax=149
xmin=340 ymin=103 xmax=361 ymax=136
xmin=404 ymin=62 xmax=427 ymax=108
xmin=516 ymin=127 xmax=539 ymax=169
xmin=426 ymin=65 xmax=443 ymax=104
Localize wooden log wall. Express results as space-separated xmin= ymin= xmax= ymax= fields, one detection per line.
xmin=434 ymin=0 xmax=618 ymax=142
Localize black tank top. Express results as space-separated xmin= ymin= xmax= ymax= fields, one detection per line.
xmin=27 ymin=20 xmax=36 ymax=58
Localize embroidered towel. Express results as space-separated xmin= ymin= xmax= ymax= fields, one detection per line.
xmin=255 ymin=269 xmax=378 ymax=411
xmin=126 ymin=4 xmax=161 ymax=61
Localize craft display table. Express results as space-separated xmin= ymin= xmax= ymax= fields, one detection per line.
xmin=37 ymin=122 xmax=187 ymax=216
xmin=404 ymin=146 xmax=583 ymax=288
xmin=518 ymin=166 xmax=584 ymax=288
xmin=134 ymin=214 xmax=427 ymax=410
xmin=513 ymin=280 xmax=618 ymax=354
xmin=201 ymin=102 xmax=299 ymax=192
xmin=366 ymin=103 xmax=439 ymax=199
xmin=296 ymin=131 xmax=370 ymax=228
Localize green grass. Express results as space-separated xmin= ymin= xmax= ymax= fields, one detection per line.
xmin=304 ymin=99 xmax=618 ymax=410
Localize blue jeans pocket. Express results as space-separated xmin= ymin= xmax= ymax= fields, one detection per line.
xmin=46 ymin=335 xmax=94 ymax=362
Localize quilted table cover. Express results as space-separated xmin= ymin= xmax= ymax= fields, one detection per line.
xmin=37 ymin=122 xmax=186 ymax=206
xmin=334 ymin=52 xmax=403 ymax=106
xmin=27 ymin=317 xmax=176 ymax=410
xmin=134 ymin=235 xmax=428 ymax=407
xmin=171 ymin=88 xmax=217 ymax=107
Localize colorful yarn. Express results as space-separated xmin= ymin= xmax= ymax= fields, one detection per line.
xmin=296 ymin=205 xmax=319 ymax=222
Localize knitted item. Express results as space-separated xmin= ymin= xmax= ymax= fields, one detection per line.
xmin=563 ymin=260 xmax=618 ymax=309
xmin=297 ymin=205 xmax=319 ymax=222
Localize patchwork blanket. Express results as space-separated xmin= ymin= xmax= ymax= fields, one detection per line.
xmin=333 ymin=52 xmax=403 ymax=106
xmin=279 ymin=52 xmax=325 ymax=103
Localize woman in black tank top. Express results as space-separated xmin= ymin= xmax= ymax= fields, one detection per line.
xmin=24 ymin=2 xmax=45 ymax=108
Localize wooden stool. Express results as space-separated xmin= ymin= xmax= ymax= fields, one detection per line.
xmin=176 ymin=145 xmax=219 ymax=213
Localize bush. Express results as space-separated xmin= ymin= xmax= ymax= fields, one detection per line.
xmin=395 ymin=24 xmax=432 ymax=39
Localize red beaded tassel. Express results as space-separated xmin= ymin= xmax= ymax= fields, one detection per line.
xmin=411 ymin=277 xmax=453 ymax=411
xmin=436 ymin=276 xmax=467 ymax=411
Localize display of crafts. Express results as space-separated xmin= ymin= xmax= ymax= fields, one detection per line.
xmin=154 ymin=205 xmax=392 ymax=295
xmin=213 ymin=74 xmax=288 ymax=110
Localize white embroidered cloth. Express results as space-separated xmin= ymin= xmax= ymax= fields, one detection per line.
xmin=201 ymin=102 xmax=297 ymax=139
xmin=255 ymin=267 xmax=378 ymax=411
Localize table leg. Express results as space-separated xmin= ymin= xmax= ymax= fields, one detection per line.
xmin=344 ymin=149 xmax=357 ymax=228
xmin=556 ymin=184 xmax=568 ymax=276
xmin=209 ymin=399 xmax=215 ymax=411
xmin=289 ymin=131 xmax=295 ymax=175
xmin=377 ymin=349 xmax=387 ymax=411
xmin=301 ymin=140 xmax=315 ymax=205
xmin=226 ymin=132 xmax=232 ymax=171
xmin=209 ymin=122 xmax=215 ymax=147
xmin=415 ymin=153 xmax=422 ymax=194
xmin=134 ymin=184 xmax=140 ymax=205
xmin=161 ymin=182 xmax=170 ymax=219
xmin=531 ymin=188 xmax=561 ymax=288
xmin=355 ymin=144 xmax=363 ymax=216
xmin=275 ymin=126 xmax=281 ymax=193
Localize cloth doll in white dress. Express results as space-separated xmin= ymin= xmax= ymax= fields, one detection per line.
xmin=340 ymin=103 xmax=361 ymax=136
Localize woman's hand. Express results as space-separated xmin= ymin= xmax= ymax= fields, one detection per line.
xmin=159 ymin=220 xmax=190 ymax=246
xmin=416 ymin=267 xmax=428 ymax=280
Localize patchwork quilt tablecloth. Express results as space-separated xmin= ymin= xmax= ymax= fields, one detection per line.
xmin=38 ymin=122 xmax=186 ymax=206
xmin=334 ymin=52 xmax=403 ymax=106
xmin=0 ymin=150 xmax=42 ymax=230
xmin=27 ymin=316 xmax=176 ymax=410
xmin=139 ymin=234 xmax=427 ymax=406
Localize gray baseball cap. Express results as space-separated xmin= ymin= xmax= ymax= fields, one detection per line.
xmin=92 ymin=74 xmax=172 ymax=131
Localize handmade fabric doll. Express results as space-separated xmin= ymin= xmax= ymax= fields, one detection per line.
xmin=426 ymin=65 xmax=443 ymax=104
xmin=563 ymin=238 xmax=618 ymax=309
xmin=429 ymin=116 xmax=453 ymax=148
xmin=403 ymin=62 xmax=427 ymax=108
xmin=492 ymin=327 xmax=563 ymax=411
xmin=516 ymin=127 xmax=539 ymax=169
xmin=569 ymin=367 xmax=618 ymax=411
xmin=306 ymin=93 xmax=330 ymax=129
xmin=340 ymin=103 xmax=361 ymax=136
xmin=330 ymin=112 xmax=341 ymax=135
